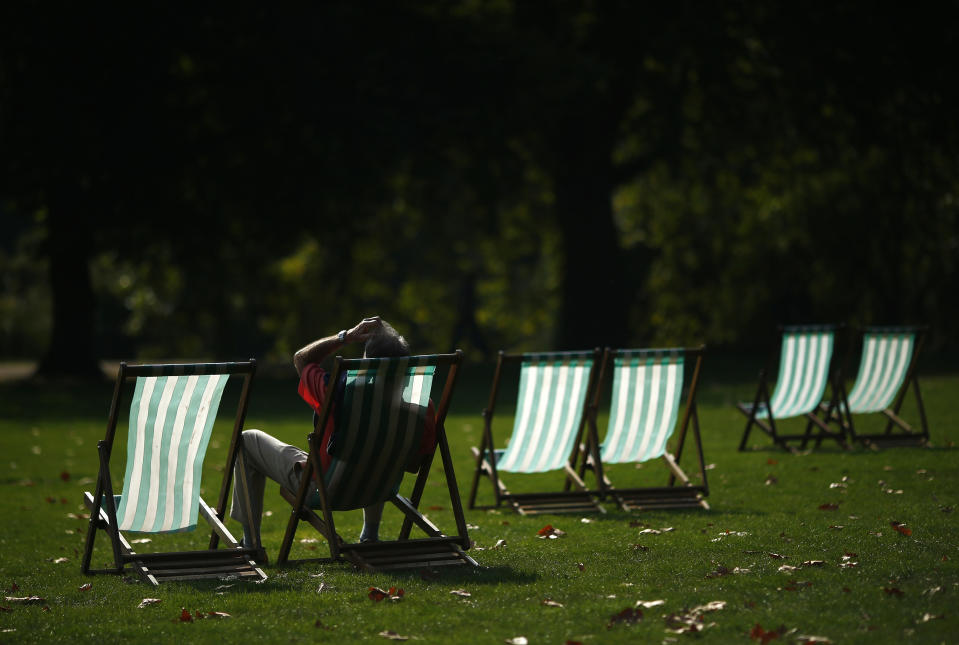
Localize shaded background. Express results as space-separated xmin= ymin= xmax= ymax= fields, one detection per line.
xmin=2 ymin=1 xmax=957 ymax=379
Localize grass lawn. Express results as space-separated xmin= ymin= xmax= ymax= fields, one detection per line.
xmin=0 ymin=355 xmax=956 ymax=644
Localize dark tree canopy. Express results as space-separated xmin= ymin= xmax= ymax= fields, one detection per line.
xmin=2 ymin=1 xmax=957 ymax=377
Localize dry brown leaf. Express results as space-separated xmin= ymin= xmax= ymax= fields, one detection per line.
xmin=890 ymin=521 xmax=913 ymax=536
xmin=818 ymin=503 xmax=839 ymax=511
xmin=138 ymin=598 xmax=162 ymax=608
xmin=607 ymin=607 xmax=643 ymax=629
xmin=78 ymin=583 xmax=92 ymax=592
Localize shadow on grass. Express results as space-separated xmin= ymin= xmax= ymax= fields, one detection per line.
xmin=269 ymin=560 xmax=538 ymax=586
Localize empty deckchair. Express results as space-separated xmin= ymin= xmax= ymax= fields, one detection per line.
xmin=578 ymin=346 xmax=709 ymax=511
xmin=467 ymin=350 xmax=605 ymax=515
xmin=831 ymin=326 xmax=929 ymax=446
xmin=81 ymin=360 xmax=266 ymax=586
xmin=276 ymin=351 xmax=476 ymax=571
xmin=737 ymin=325 xmax=846 ymax=451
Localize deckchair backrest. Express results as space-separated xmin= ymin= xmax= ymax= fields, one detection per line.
xmin=322 ymin=356 xmax=435 ymax=511
xmin=601 ymin=349 xmax=685 ymax=464
xmin=496 ymin=351 xmax=595 ymax=474
xmin=764 ymin=327 xmax=835 ymax=418
xmin=116 ymin=370 xmax=230 ymax=533
xmin=846 ymin=329 xmax=916 ymax=413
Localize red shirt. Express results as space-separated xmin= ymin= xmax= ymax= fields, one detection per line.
xmin=297 ymin=363 xmax=437 ymax=474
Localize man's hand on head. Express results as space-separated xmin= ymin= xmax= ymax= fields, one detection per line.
xmin=346 ymin=316 xmax=382 ymax=343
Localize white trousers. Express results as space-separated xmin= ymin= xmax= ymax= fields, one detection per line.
xmin=229 ymin=429 xmax=384 ymax=546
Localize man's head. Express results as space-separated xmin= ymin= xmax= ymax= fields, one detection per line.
xmin=363 ymin=319 xmax=410 ymax=358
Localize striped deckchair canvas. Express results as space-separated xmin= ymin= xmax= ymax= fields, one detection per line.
xmin=468 ymin=350 xmax=605 ymax=515
xmin=322 ymin=357 xmax=433 ymax=510
xmin=81 ymin=361 xmax=266 ymax=586
xmin=278 ymin=352 xmax=477 ymax=571
xmin=835 ymin=326 xmax=929 ymax=445
xmin=116 ymin=373 xmax=228 ymax=532
xmin=737 ymin=326 xmax=846 ymax=451
xmin=578 ymin=347 xmax=709 ymax=511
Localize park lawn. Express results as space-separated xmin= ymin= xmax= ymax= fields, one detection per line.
xmin=0 ymin=361 xmax=956 ymax=644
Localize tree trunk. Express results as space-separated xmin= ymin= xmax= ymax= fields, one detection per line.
xmin=552 ymin=117 xmax=630 ymax=350
xmin=35 ymin=185 xmax=102 ymax=380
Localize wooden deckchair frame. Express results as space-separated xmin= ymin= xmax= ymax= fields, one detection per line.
xmin=737 ymin=325 xmax=847 ymax=452
xmin=577 ymin=346 xmax=710 ymax=511
xmin=276 ymin=351 xmax=477 ymax=571
xmin=830 ymin=325 xmax=930 ymax=447
xmin=467 ymin=349 xmax=605 ymax=515
xmin=81 ymin=360 xmax=266 ymax=586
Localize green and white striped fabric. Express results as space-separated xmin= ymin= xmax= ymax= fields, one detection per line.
xmin=116 ymin=374 xmax=229 ymax=533
xmin=496 ymin=354 xmax=594 ymax=474
xmin=601 ymin=352 xmax=684 ymax=464
xmin=322 ymin=357 xmax=434 ymax=511
xmin=845 ymin=331 xmax=915 ymax=413
xmin=757 ymin=330 xmax=834 ymax=420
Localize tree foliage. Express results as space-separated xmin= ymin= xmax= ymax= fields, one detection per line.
xmin=2 ymin=1 xmax=957 ymax=375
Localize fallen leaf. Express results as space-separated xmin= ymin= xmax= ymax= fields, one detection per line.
xmin=450 ymin=589 xmax=471 ymax=598
xmin=607 ymin=607 xmax=643 ymax=629
xmin=379 ymin=630 xmax=409 ymax=641
xmin=505 ymin=638 xmax=528 ymax=645
xmin=60 ymin=471 xmax=70 ymax=481
xmin=580 ymin=517 xmax=592 ymax=524
xmin=635 ymin=599 xmax=665 ymax=608
xmin=632 ymin=544 xmax=648 ymax=551
xmin=706 ymin=564 xmax=732 ymax=578
xmin=639 ymin=529 xmax=661 ymax=535
xmin=52 ymin=557 xmax=68 ymax=564
xmin=537 ymin=525 xmax=566 ymax=539
xmin=214 ymin=584 xmax=234 ymax=591
xmin=492 ymin=539 xmax=507 ymax=549
xmin=4 ymin=596 xmax=46 ymax=605
xmin=918 ymin=613 xmax=945 ymax=623
xmin=767 ymin=552 xmax=787 ymax=559
xmin=179 ymin=608 xmax=193 ymax=622
xmin=9 ymin=583 xmax=19 ymax=592
xmin=890 ymin=521 xmax=913 ymax=536
xmin=767 ymin=459 xmax=778 ymax=465
xmin=801 ymin=560 xmax=825 ymax=567
xmin=138 ymin=598 xmax=162 ymax=608
xmin=882 ymin=587 xmax=904 ymax=597
xmin=818 ymin=503 xmax=839 ymax=511
xmin=314 ymin=619 xmax=333 ymax=630
xmin=765 ymin=475 xmax=778 ymax=485
xmin=316 ymin=583 xmax=329 ymax=593
xmin=130 ymin=538 xmax=152 ymax=544
xmin=797 ymin=636 xmax=832 ymax=644
xmin=778 ymin=565 xmax=798 ymax=573
xmin=577 ymin=562 xmax=585 ymax=571
xmin=369 ymin=587 xmax=404 ymax=602
xmin=750 ymin=623 xmax=788 ymax=643
xmin=542 ymin=598 xmax=564 ymax=608
xmin=78 ymin=583 xmax=92 ymax=592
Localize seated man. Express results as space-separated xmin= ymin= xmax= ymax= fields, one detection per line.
xmin=230 ymin=316 xmax=436 ymax=558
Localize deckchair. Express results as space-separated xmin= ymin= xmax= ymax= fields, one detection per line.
xmin=737 ymin=325 xmax=846 ymax=452
xmin=81 ymin=360 xmax=266 ymax=586
xmin=467 ymin=349 xmax=605 ymax=515
xmin=830 ymin=326 xmax=929 ymax=447
xmin=577 ymin=346 xmax=709 ymax=511
xmin=276 ymin=351 xmax=477 ymax=571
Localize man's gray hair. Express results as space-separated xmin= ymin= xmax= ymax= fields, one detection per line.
xmin=364 ymin=320 xmax=410 ymax=358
